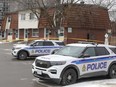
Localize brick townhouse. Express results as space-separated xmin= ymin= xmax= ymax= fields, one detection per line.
xmin=1 ymin=12 xmax=18 ymax=41
xmin=1 ymin=4 xmax=111 ymax=44
xmin=39 ymin=4 xmax=111 ymax=43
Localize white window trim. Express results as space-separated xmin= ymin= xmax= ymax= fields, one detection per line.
xmin=21 ymin=14 xmax=26 ymax=20
xmin=32 ymin=29 xmax=39 ymax=37
xmin=29 ymin=13 xmax=36 ymax=20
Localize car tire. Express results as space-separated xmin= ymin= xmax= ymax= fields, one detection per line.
xmin=61 ymin=69 xmax=77 ymax=86
xmin=18 ymin=51 xmax=27 ymax=60
xmin=109 ymin=64 xmax=116 ymax=78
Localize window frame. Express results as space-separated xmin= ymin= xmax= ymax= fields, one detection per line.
xmin=110 ymin=47 xmax=116 ymax=54
xmin=82 ymin=47 xmax=96 ymax=58
xmin=43 ymin=41 xmax=54 ymax=46
xmin=32 ymin=29 xmax=39 ymax=37
xmin=29 ymin=13 xmax=35 ymax=20
xmin=95 ymin=47 xmax=110 ymax=56
xmin=21 ymin=13 xmax=26 ymax=20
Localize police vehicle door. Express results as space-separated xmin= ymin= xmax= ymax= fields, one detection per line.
xmin=79 ymin=47 xmax=108 ymax=77
xmin=42 ymin=41 xmax=55 ymax=55
xmin=29 ymin=41 xmax=54 ymax=56
xmin=29 ymin=41 xmax=43 ymax=56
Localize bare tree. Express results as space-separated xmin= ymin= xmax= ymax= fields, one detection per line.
xmin=14 ymin=0 xmax=116 ymax=39
xmin=14 ymin=0 xmax=81 ymax=36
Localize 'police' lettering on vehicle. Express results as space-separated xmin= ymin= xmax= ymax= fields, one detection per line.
xmin=35 ymin=49 xmax=50 ymax=53
xmin=87 ymin=62 xmax=107 ymax=71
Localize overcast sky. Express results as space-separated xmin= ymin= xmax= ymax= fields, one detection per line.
xmin=61 ymin=0 xmax=116 ymax=10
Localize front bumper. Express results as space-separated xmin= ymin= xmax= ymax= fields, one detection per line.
xmin=33 ymin=71 xmax=61 ymax=84
xmin=32 ymin=64 xmax=65 ymax=84
xmin=12 ymin=49 xmax=19 ymax=57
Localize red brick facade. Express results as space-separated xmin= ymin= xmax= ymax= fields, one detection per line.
xmin=1 ymin=4 xmax=111 ymax=44
xmin=39 ymin=5 xmax=111 ymax=43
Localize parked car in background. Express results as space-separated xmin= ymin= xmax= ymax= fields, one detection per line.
xmin=12 ymin=40 xmax=64 ymax=59
xmin=32 ymin=43 xmax=116 ymax=85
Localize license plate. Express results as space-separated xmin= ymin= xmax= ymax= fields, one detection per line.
xmin=37 ymin=70 xmax=42 ymax=75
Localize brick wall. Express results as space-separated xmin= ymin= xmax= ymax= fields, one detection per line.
xmin=39 ymin=4 xmax=111 ymax=43
xmin=10 ymin=12 xmax=18 ymax=29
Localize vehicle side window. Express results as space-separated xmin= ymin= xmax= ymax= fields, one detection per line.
xmin=110 ymin=48 xmax=116 ymax=54
xmin=56 ymin=42 xmax=65 ymax=46
xmin=43 ymin=41 xmax=54 ymax=46
xmin=96 ymin=47 xmax=110 ymax=56
xmin=33 ymin=41 xmax=43 ymax=46
xmin=83 ymin=47 xmax=96 ymax=57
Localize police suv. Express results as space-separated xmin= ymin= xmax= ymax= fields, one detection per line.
xmin=32 ymin=43 xmax=116 ymax=85
xmin=12 ymin=40 xmax=64 ymax=59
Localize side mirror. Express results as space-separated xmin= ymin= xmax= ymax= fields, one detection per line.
xmin=30 ymin=44 xmax=35 ymax=47
xmin=51 ymin=49 xmax=59 ymax=54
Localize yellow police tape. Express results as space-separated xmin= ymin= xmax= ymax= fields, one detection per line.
xmin=0 ymin=37 xmax=104 ymax=43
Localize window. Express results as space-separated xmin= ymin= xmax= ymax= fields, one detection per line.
xmin=32 ymin=29 xmax=38 ymax=37
xmin=8 ymin=29 xmax=12 ymax=35
xmin=56 ymin=42 xmax=65 ymax=46
xmin=96 ymin=47 xmax=110 ymax=56
xmin=21 ymin=14 xmax=25 ymax=20
xmin=0 ymin=3 xmax=3 ymax=7
xmin=56 ymin=46 xmax=85 ymax=57
xmin=33 ymin=41 xmax=43 ymax=46
xmin=43 ymin=41 xmax=54 ymax=46
xmin=30 ymin=13 xmax=35 ymax=20
xmin=25 ymin=29 xmax=28 ymax=38
xmin=15 ymin=30 xmax=18 ymax=38
xmin=83 ymin=47 xmax=96 ymax=57
xmin=8 ymin=16 xmax=11 ymax=22
xmin=110 ymin=48 xmax=116 ymax=54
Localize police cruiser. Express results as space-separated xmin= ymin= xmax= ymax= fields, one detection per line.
xmin=12 ymin=40 xmax=64 ymax=59
xmin=32 ymin=43 xmax=116 ymax=85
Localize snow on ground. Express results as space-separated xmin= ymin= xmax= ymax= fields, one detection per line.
xmin=0 ymin=41 xmax=10 ymax=44
xmin=0 ymin=42 xmax=3 ymax=44
xmin=64 ymin=79 xmax=116 ymax=87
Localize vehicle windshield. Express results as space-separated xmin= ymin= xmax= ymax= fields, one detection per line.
xmin=55 ymin=46 xmax=85 ymax=57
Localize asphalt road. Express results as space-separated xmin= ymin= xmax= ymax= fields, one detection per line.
xmin=0 ymin=43 xmax=61 ymax=87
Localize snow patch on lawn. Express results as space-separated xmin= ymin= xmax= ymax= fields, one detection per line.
xmin=64 ymin=79 xmax=116 ymax=87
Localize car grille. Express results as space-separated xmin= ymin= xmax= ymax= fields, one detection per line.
xmin=35 ymin=59 xmax=51 ymax=68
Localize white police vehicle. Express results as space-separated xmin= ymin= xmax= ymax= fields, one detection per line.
xmin=12 ymin=40 xmax=64 ymax=59
xmin=32 ymin=43 xmax=116 ymax=85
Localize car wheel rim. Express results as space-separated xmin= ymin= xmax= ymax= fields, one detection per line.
xmin=20 ymin=53 xmax=26 ymax=59
xmin=111 ymin=68 xmax=116 ymax=77
xmin=21 ymin=54 xmax=24 ymax=58
xmin=66 ymin=73 xmax=73 ymax=83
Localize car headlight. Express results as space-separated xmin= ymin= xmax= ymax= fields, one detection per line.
xmin=50 ymin=61 xmax=66 ymax=66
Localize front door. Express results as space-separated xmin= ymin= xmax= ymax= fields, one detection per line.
xmin=29 ymin=41 xmax=55 ymax=56
xmin=44 ymin=28 xmax=49 ymax=39
xmin=15 ymin=30 xmax=19 ymax=40
xmin=78 ymin=47 xmax=108 ymax=77
xmin=24 ymin=29 xmax=28 ymax=41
